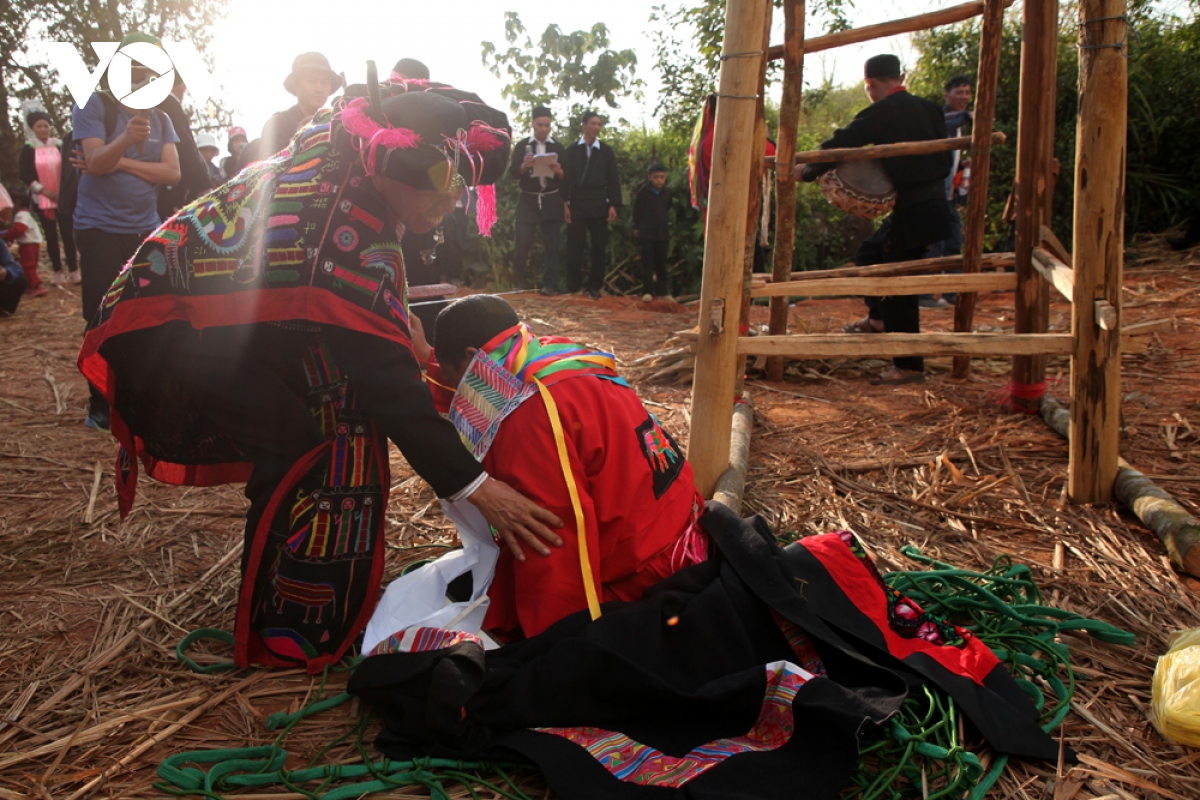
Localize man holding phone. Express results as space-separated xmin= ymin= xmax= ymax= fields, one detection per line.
xmin=71 ymin=31 xmax=180 ymax=431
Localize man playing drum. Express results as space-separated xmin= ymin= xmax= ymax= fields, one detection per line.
xmin=798 ymin=54 xmax=952 ymax=385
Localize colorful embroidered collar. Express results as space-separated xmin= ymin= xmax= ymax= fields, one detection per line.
xmin=481 ymin=323 xmax=621 ymax=386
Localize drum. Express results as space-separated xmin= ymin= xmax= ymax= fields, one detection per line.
xmin=817 ymin=159 xmax=896 ymax=219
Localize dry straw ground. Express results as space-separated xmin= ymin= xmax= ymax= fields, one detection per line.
xmin=1 ymin=237 xmax=1197 ymax=798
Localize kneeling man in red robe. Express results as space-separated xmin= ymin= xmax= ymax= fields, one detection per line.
xmin=432 ymin=295 xmax=705 ymax=641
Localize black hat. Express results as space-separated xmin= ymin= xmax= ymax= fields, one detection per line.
xmin=864 ymin=55 xmax=902 ymax=80
xmin=25 ymin=110 xmax=52 ymax=129
xmin=531 ymin=106 xmax=552 ymax=120
xmin=434 ymin=295 xmax=520 ymax=368
xmin=284 ymin=52 xmax=343 ymax=95
xmin=392 ymin=58 xmax=430 ymax=80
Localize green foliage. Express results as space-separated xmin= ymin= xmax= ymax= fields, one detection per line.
xmin=481 ymin=12 xmax=643 ymax=131
xmin=910 ymin=4 xmax=1200 ymax=242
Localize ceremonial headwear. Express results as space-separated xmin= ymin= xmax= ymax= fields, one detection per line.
xmin=284 ymin=52 xmax=343 ymax=95
xmin=337 ymin=62 xmax=511 ymax=233
xmin=864 ymin=54 xmax=902 ymax=80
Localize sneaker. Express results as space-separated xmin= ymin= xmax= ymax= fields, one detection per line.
xmin=641 ymin=293 xmax=653 ymax=302
xmin=28 ymin=286 xmax=50 ymax=298
xmin=51 ymin=272 xmax=66 ymax=285
xmin=69 ymin=270 xmax=82 ymax=284
xmin=918 ymin=297 xmax=951 ymax=309
xmin=587 ymin=288 xmax=603 ymax=300
xmin=538 ymin=287 xmax=558 ymax=297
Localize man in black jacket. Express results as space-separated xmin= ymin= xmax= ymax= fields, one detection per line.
xmin=157 ymin=73 xmax=215 ymax=219
xmin=509 ymin=106 xmax=567 ymax=294
xmin=799 ymin=55 xmax=951 ymax=385
xmin=563 ymin=112 xmax=622 ymax=299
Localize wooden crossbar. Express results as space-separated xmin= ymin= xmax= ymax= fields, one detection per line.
xmin=783 ymin=131 xmax=1005 ymax=166
xmin=765 ymin=0 xmax=1014 ymax=61
xmin=751 ymin=272 xmax=1015 ymax=298
xmin=750 ymin=253 xmax=1016 ymax=284
xmin=737 ymin=333 xmax=1073 ymax=358
xmin=1030 ymin=247 xmax=1074 ymax=301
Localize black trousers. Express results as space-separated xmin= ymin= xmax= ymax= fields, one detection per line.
xmin=513 ymin=219 xmax=561 ymax=291
xmin=854 ymin=218 xmax=925 ymax=373
xmin=77 ymin=227 xmax=150 ymax=413
xmin=171 ymin=328 xmax=324 ymax=569
xmin=34 ymin=207 xmax=78 ymax=273
xmin=0 ymin=272 xmax=28 ymax=315
xmin=639 ymin=238 xmax=670 ymax=296
xmin=566 ymin=216 xmax=609 ymax=292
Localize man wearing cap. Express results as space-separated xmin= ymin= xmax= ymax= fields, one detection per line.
xmin=563 ymin=112 xmax=622 ymax=300
xmin=260 ymin=52 xmax=342 ymax=158
xmin=71 ymin=31 xmax=181 ymax=431
xmin=509 ymin=106 xmax=567 ymax=295
xmin=156 ymin=72 xmax=214 ymax=218
xmin=798 ymin=54 xmax=952 ymax=385
xmin=78 ymin=73 xmax=562 ymax=673
xmin=222 ymin=127 xmax=247 ymax=181
xmin=195 ymin=132 xmax=223 ymax=187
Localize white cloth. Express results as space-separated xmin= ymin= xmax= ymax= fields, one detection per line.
xmin=11 ymin=210 xmax=43 ymax=245
xmin=361 ymin=497 xmax=502 ymax=655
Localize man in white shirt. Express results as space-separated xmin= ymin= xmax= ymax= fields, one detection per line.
xmin=508 ymin=106 xmax=568 ymax=295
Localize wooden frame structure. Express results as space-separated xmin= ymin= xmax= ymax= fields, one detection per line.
xmin=688 ymin=0 xmax=1128 ymax=506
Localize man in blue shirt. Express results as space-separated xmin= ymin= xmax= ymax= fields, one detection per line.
xmin=72 ymin=32 xmax=180 ymax=431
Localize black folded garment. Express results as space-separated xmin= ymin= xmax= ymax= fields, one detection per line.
xmin=350 ymin=503 xmax=1061 ymax=800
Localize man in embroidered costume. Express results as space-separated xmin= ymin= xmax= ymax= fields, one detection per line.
xmin=432 ymin=295 xmax=705 ymax=640
xmin=78 ymin=71 xmax=563 ymax=672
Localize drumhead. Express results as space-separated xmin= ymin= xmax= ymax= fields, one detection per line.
xmin=818 ymin=160 xmax=896 ymax=219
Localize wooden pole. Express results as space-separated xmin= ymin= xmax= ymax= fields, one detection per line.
xmin=1041 ymin=400 xmax=1200 ymax=576
xmin=1011 ymin=0 xmax=1059 ymax=413
xmin=736 ymin=7 xmax=774 ymax=395
xmin=688 ymin=0 xmax=769 ymax=497
xmin=1069 ymin=1 xmax=1127 ymax=504
xmin=769 ymin=251 xmax=1015 ymax=282
xmin=765 ymin=0 xmax=1014 ymax=61
xmin=788 ymin=131 xmax=1005 ymax=165
xmin=951 ymin=0 xmax=1006 ymax=378
xmin=767 ymin=0 xmax=805 ymax=381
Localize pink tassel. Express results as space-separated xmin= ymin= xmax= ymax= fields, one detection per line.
xmin=475 ymin=184 xmax=497 ymax=237
xmin=466 ymin=122 xmax=508 ymax=153
xmin=336 ymin=98 xmax=421 ymax=176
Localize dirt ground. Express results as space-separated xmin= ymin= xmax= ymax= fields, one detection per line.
xmin=1 ymin=237 xmax=1198 ymax=799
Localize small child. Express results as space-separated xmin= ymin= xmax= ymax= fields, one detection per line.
xmin=632 ymin=163 xmax=672 ymax=300
xmin=0 ymin=232 xmax=29 ymax=317
xmin=1 ymin=185 xmax=48 ymax=298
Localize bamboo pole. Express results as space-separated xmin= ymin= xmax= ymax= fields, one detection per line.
xmin=736 ymin=8 xmax=774 ymax=396
xmin=711 ymin=394 xmax=756 ymax=512
xmin=1041 ymin=400 xmax=1200 ymax=576
xmin=767 ymin=0 xmax=805 ymax=381
xmin=952 ymin=0 xmax=1006 ymax=378
xmin=688 ymin=0 xmax=770 ymax=497
xmin=1069 ymin=0 xmax=1127 ymax=503
xmin=765 ymin=0 xmax=1014 ymax=61
xmin=787 ymin=131 xmax=1006 ymax=165
xmin=738 ymin=332 xmax=1072 ymax=358
xmin=1011 ymin=0 xmax=1060 ymax=413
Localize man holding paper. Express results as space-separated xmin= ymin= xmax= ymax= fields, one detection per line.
xmin=508 ymin=106 xmax=567 ymax=295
